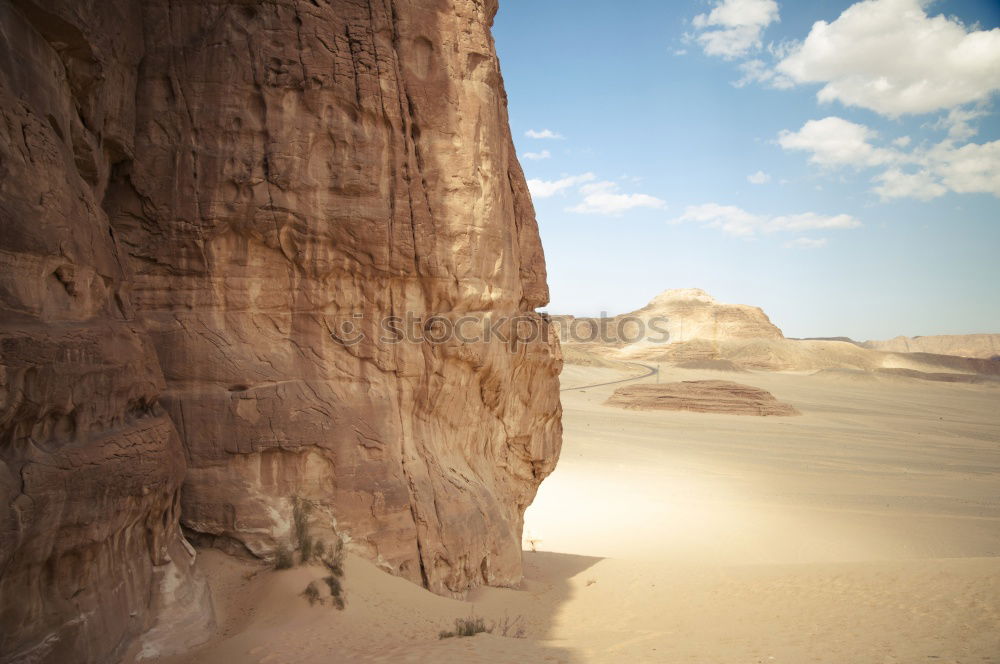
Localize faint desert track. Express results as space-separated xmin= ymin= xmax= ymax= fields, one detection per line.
xmin=560 ymin=363 xmax=658 ymax=392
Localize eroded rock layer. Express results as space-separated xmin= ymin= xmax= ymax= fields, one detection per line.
xmin=606 ymin=381 xmax=800 ymax=417
xmin=1 ymin=0 xmax=561 ymax=661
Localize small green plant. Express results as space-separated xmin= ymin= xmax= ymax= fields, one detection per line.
xmin=274 ymin=545 xmax=293 ymax=570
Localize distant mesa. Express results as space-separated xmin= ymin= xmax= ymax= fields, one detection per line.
xmin=605 ymin=381 xmax=801 ymax=417
xmin=631 ymin=288 xmax=784 ymax=343
xmin=556 ymin=288 xmax=1000 ymax=378
xmin=552 ymin=288 xmax=782 ymax=349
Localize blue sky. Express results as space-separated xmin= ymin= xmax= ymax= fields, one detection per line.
xmin=494 ymin=0 xmax=1000 ymax=340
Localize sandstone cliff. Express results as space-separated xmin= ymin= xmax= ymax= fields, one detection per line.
xmin=0 ymin=1 xmax=561 ymax=662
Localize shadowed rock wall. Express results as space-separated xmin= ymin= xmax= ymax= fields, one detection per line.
xmin=0 ymin=0 xmax=560 ymax=661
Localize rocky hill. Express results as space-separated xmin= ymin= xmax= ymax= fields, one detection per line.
xmin=558 ymin=289 xmax=1000 ymax=378
xmin=630 ymin=288 xmax=784 ymax=342
xmin=0 ymin=2 xmax=561 ymax=662
xmin=552 ymin=288 xmax=783 ymax=350
xmin=862 ymin=334 xmax=1000 ymax=360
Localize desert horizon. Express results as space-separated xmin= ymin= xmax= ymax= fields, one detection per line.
xmin=1 ymin=0 xmax=998 ymax=663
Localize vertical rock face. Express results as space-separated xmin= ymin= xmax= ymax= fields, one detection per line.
xmin=0 ymin=2 xmax=212 ymax=662
xmin=1 ymin=0 xmax=561 ymax=660
xmin=114 ymin=0 xmax=561 ymax=594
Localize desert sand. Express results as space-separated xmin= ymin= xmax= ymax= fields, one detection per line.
xmin=156 ymin=362 xmax=1000 ymax=664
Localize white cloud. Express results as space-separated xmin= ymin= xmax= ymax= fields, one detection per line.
xmin=527 ymin=173 xmax=596 ymax=198
xmin=767 ymin=212 xmax=861 ymax=232
xmin=674 ymin=203 xmax=860 ymax=236
xmin=766 ymin=39 xmax=798 ymax=60
xmin=525 ymin=129 xmax=564 ymax=140
xmin=776 ymin=0 xmax=1000 ymax=117
xmin=734 ymin=58 xmax=793 ymax=89
xmin=784 ymin=237 xmax=829 ymax=249
xmin=872 ymin=168 xmax=948 ymax=201
xmin=779 ymin=116 xmax=1000 ymax=200
xmin=747 ymin=170 xmax=771 ymax=184
xmin=692 ymin=0 xmax=780 ymax=59
xmin=676 ymin=203 xmax=760 ymax=235
xmin=568 ymin=181 xmax=666 ymax=216
xmin=674 ymin=48 xmax=689 ymax=56
xmin=892 ymin=136 xmax=912 ymax=148
xmin=522 ymin=150 xmax=551 ymax=161
xmin=933 ymin=106 xmax=989 ymax=141
xmin=927 ymin=140 xmax=1000 ymax=196
xmin=778 ymin=117 xmax=894 ymax=168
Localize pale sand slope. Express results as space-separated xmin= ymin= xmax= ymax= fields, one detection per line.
xmin=159 ymin=364 xmax=1000 ymax=664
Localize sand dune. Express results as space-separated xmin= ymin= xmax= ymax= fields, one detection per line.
xmin=159 ymin=362 xmax=1000 ymax=663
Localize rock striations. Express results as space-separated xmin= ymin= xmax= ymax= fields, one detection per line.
xmin=606 ymin=381 xmax=800 ymax=417
xmin=0 ymin=1 xmax=562 ymax=662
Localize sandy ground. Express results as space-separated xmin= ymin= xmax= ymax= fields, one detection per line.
xmin=158 ymin=364 xmax=1000 ymax=664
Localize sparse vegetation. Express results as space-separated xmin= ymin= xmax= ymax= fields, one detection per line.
xmin=494 ymin=613 xmax=527 ymax=639
xmin=321 ymin=537 xmax=345 ymax=576
xmin=438 ymin=614 xmax=525 ymax=640
xmin=292 ymin=497 xmax=313 ymax=564
xmin=300 ymin=535 xmax=314 ymax=562
xmin=274 ymin=545 xmax=294 ymax=570
xmin=287 ymin=497 xmax=348 ymax=609
xmin=302 ymin=580 xmax=321 ymax=606
xmin=323 ymin=574 xmax=345 ymax=610
xmin=439 ymin=616 xmax=490 ymax=639
xmin=320 ymin=536 xmax=346 ymax=610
